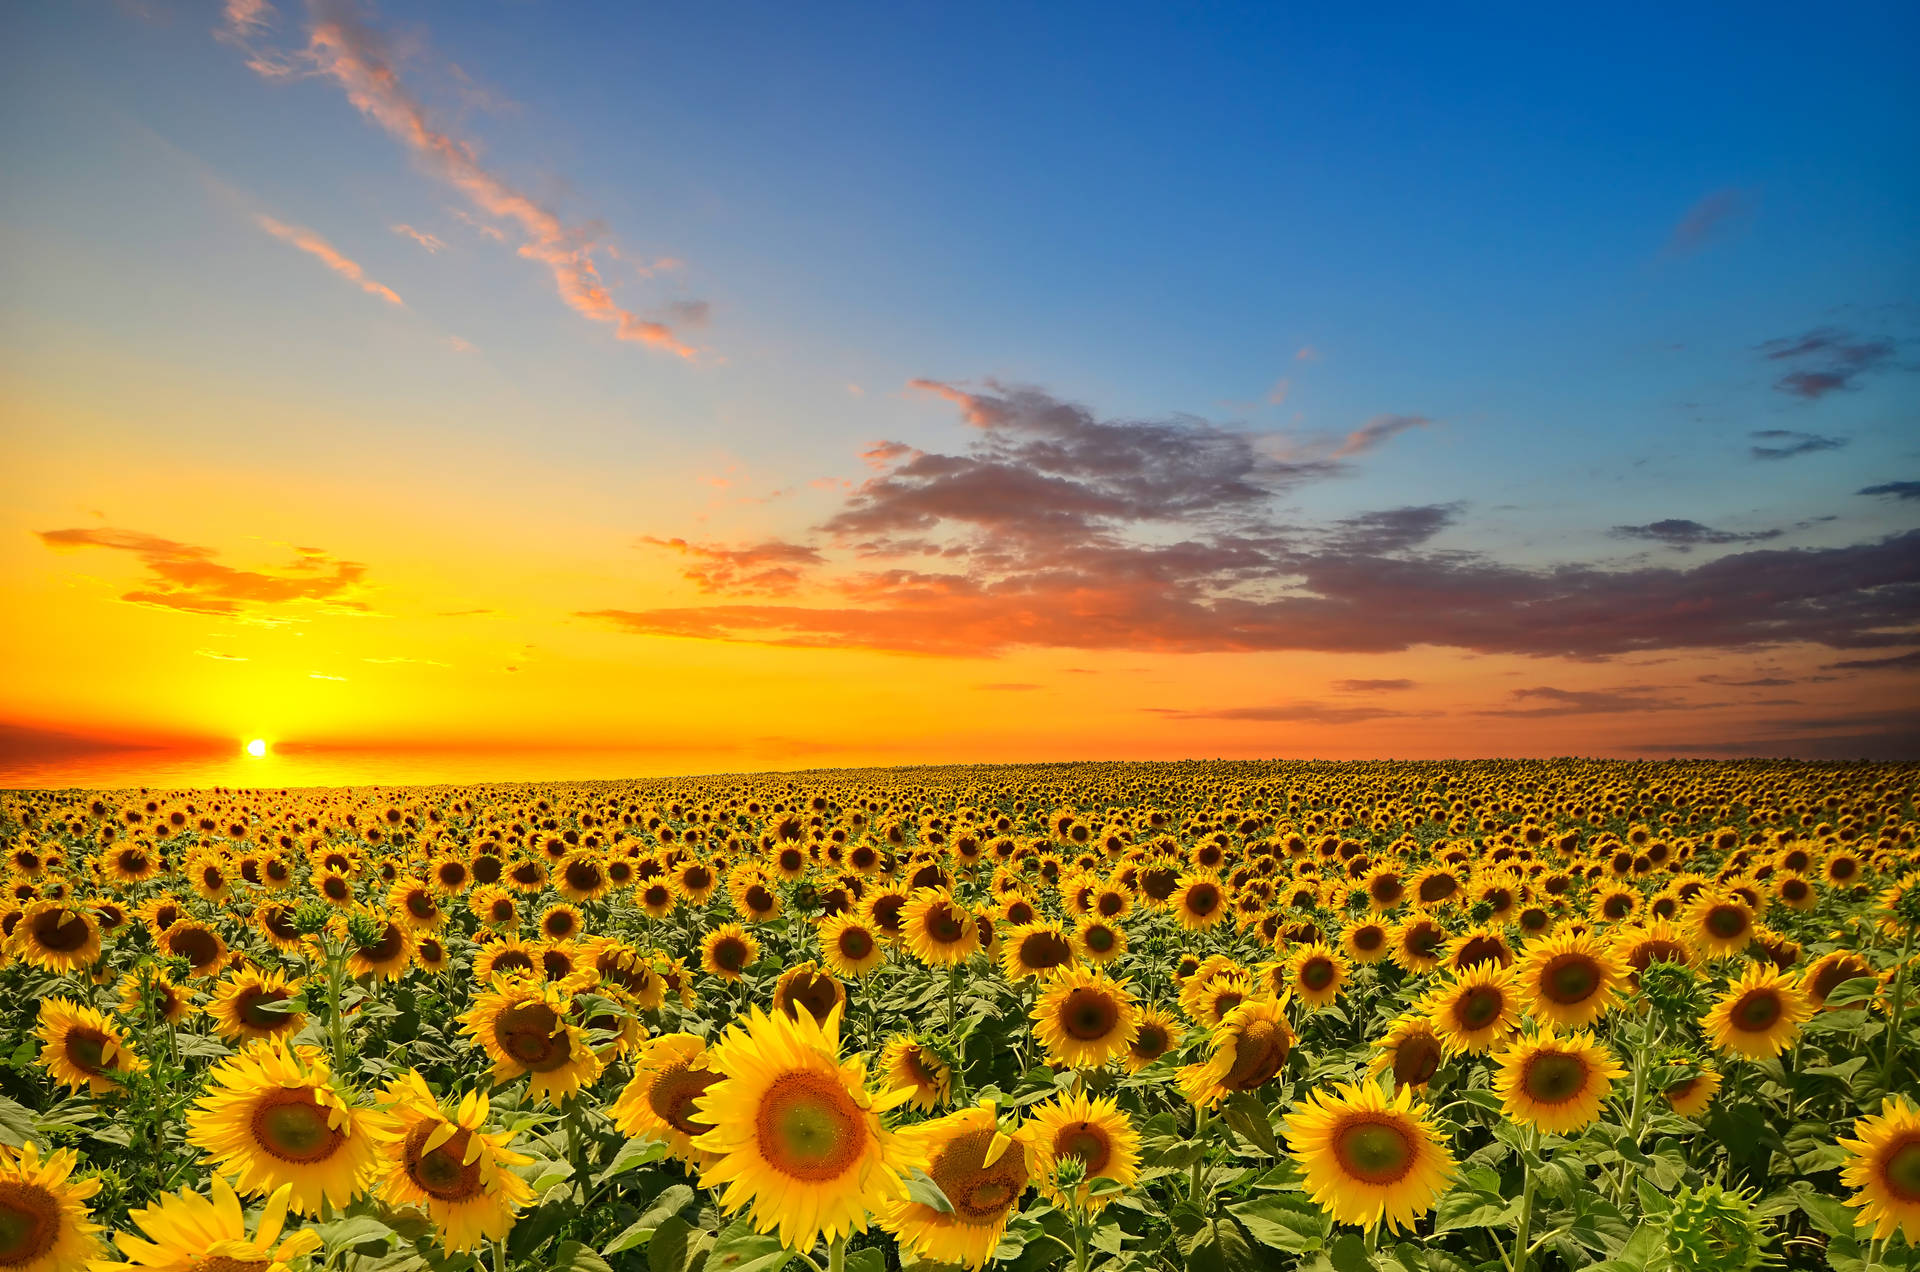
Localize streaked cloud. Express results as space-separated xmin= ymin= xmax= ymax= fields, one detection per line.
xmin=1758 ymin=327 xmax=1898 ymax=400
xmin=390 ymin=223 xmax=446 ymax=253
xmin=37 ymin=526 xmax=368 ymax=616
xmin=255 ymin=214 xmax=403 ymax=306
xmin=1749 ymin=429 xmax=1847 ymax=461
xmin=1666 ymin=187 xmax=1756 ymax=255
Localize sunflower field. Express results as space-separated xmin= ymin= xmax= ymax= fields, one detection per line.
xmin=1 ymin=759 xmax=1917 ymax=1272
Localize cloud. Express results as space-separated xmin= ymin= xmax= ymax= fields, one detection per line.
xmin=390 ymin=223 xmax=445 ymax=253
xmin=1334 ymin=679 xmax=1415 ymax=692
xmin=37 ymin=526 xmax=368 ymax=616
xmin=220 ymin=0 xmax=273 ymax=40
xmin=309 ymin=671 xmax=346 ymax=681
xmin=1609 ymin=518 xmax=1783 ymax=549
xmin=639 ymin=537 xmax=824 ymax=596
xmin=1331 ymin=414 xmax=1431 ymax=458
xmin=1749 ymin=429 xmax=1848 ymax=461
xmin=256 ymin=214 xmax=403 ymax=305
xmin=1758 ymin=327 xmax=1898 ymax=400
xmin=195 ymin=649 xmax=249 ymax=661
xmin=1327 ymin=504 xmax=1459 ymax=554
xmin=1859 ymin=481 xmax=1920 ymax=501
xmin=1479 ymin=686 xmax=1691 ymax=718
xmin=1697 ymin=674 xmax=1794 ymax=687
xmin=1666 ymin=187 xmax=1756 ymax=255
xmin=976 ymin=682 xmax=1041 ymax=692
xmin=1823 ymin=650 xmax=1920 ymax=672
xmin=231 ymin=1 xmax=699 ymax=359
xmin=1640 ymin=709 xmax=1920 ymax=761
xmin=1295 ymin=346 xmax=1323 ymax=362
xmin=1265 ymin=378 xmax=1290 ymax=405
xmin=1145 ymin=701 xmax=1414 ymax=725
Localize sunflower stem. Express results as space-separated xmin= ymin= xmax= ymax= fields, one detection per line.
xmin=827 ymin=1234 xmax=846 ymax=1272
xmin=324 ymin=938 xmax=352 ymax=1079
xmin=1188 ymin=1102 xmax=1211 ymax=1203
xmin=1509 ymin=1125 xmax=1540 ymax=1272
xmin=1881 ymin=926 xmax=1914 ymax=1088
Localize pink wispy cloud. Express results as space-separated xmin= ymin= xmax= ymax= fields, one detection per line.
xmin=228 ymin=1 xmax=699 ymax=360
xmin=255 ymin=214 xmax=404 ymax=306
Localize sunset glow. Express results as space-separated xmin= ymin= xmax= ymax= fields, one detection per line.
xmin=2 ymin=3 xmax=1915 ymax=788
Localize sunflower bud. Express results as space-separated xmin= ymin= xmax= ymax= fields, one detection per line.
xmin=292 ymin=900 xmax=332 ymax=936
xmin=1664 ymin=1184 xmax=1769 ymax=1272
xmin=1638 ymin=959 xmax=1700 ymax=1022
xmin=345 ymin=908 xmax=385 ymax=950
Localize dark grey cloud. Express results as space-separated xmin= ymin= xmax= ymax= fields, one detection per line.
xmin=1334 ymin=679 xmax=1416 ymax=692
xmin=1698 ymin=674 xmax=1795 ymax=687
xmin=1478 ymin=686 xmax=1692 ymax=718
xmin=1859 ymin=481 xmax=1920 ymax=501
xmin=1144 ymin=701 xmax=1415 ymax=725
xmin=1750 ymin=430 xmax=1848 ymax=461
xmin=1823 ymin=650 xmax=1920 ymax=672
xmin=1610 ymin=518 xmax=1783 ymax=549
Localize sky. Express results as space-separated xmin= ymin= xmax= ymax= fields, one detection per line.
xmin=2 ymin=0 xmax=1917 ymax=786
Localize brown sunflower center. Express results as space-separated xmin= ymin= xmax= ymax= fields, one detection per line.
xmin=545 ymin=911 xmax=578 ymax=938
xmin=926 ymin=906 xmax=966 ymax=945
xmin=1298 ymin=957 xmax=1336 ymax=991
xmin=928 ymin=1128 xmax=1028 ymax=1224
xmin=1810 ymin=958 xmax=1869 ymax=1003
xmin=405 ymin=891 xmax=436 ymax=919
xmin=711 ymin=937 xmax=750 ymax=973
xmin=1055 ymin=1123 xmax=1113 ymax=1176
xmin=1353 ymin=926 xmax=1385 ymax=952
xmin=251 ymin=1091 xmax=345 ymax=1163
xmin=1060 ymin=988 xmax=1121 ymax=1041
xmin=1520 ymin=1051 xmax=1588 ymax=1106
xmin=359 ymin=925 xmax=405 ymax=965
xmin=403 ymin=1121 xmax=483 ymax=1201
xmin=779 ymin=972 xmax=842 ymax=1022
xmin=1132 ymin=1024 xmax=1170 ymax=1061
xmin=490 ymin=950 xmax=535 ymax=975
xmin=837 ymin=928 xmax=875 ymax=961
xmin=1096 ymin=893 xmax=1125 ymax=917
xmin=1539 ymin=954 xmax=1602 ymax=1004
xmin=1184 ymin=885 xmax=1220 ymax=916
xmin=237 ymin=987 xmax=294 ymax=1029
xmin=1393 ymin=1034 xmax=1443 ymax=1086
xmin=1019 ymin=931 xmax=1073 ymax=971
xmin=755 ymin=1070 xmax=865 ymax=1182
xmin=1730 ymin=989 xmax=1783 ymax=1033
xmin=1332 ymin=1115 xmax=1417 ymax=1184
xmin=190 ymin=1256 xmax=271 ymax=1272
xmin=64 ymin=1028 xmax=111 ymax=1076
xmin=1454 ymin=985 xmax=1505 ymax=1031
xmin=1223 ymin=1019 xmax=1289 ymax=1091
xmin=28 ymin=909 xmax=89 ymax=953
xmin=745 ymin=885 xmax=777 ymax=915
xmin=566 ymin=862 xmax=603 ymax=893
xmin=168 ymin=926 xmax=221 ymax=970
xmin=1083 ymin=926 xmax=1117 ymax=955
xmin=0 ymin=1180 xmax=58 ymax=1268
xmin=1704 ymin=904 xmax=1748 ymax=940
xmin=650 ymin=1063 xmax=722 ymax=1137
xmin=1418 ymin=874 xmax=1457 ymax=903
xmin=496 ymin=1002 xmax=572 ymax=1072
xmin=1884 ymin=1136 xmax=1920 ymax=1202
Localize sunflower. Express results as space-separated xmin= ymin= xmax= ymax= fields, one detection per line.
xmin=1031 ymin=967 xmax=1139 ymax=1070
xmin=1072 ymin=917 xmax=1127 ymax=964
xmin=1611 ymin=919 xmax=1697 ymax=987
xmin=1171 ymin=874 xmax=1230 ymax=930
xmin=701 ymin=923 xmax=761 ymax=980
xmin=35 ymin=998 xmax=142 ymax=1094
xmin=880 ymin=1101 xmax=1029 ymax=1269
xmin=416 ymin=935 xmax=451 ymax=974
xmin=1342 ymin=918 xmax=1393 ymax=964
xmin=866 ymin=1036 xmax=949 ymax=1114
xmin=1838 ymin=1096 xmax=1920 ymax=1243
xmin=1286 ymin=942 xmax=1349 ymax=1010
xmin=611 ymin=1033 xmax=726 ymax=1164
xmin=1663 ymin=1063 xmax=1722 ymax=1118
xmin=372 ymin=1071 xmax=533 ymax=1253
xmin=1702 ymin=963 xmax=1811 ymax=1060
xmin=469 ymin=885 xmax=518 ymax=929
xmin=1285 ymin=1081 xmax=1456 ymax=1233
xmin=1493 ymin=1029 xmax=1624 ymax=1135
xmin=1512 ymin=930 xmax=1625 ymax=1030
xmin=10 ymin=903 xmax=100 ymax=973
xmin=1000 ymin=921 xmax=1076 ymax=980
xmin=773 ymin=961 xmax=847 ymax=1024
xmin=1444 ymin=925 xmax=1515 ymax=973
xmin=458 ymin=979 xmax=604 ymax=1104
xmin=256 ymin=902 xmax=305 ymax=953
xmin=1123 ymin=1006 xmax=1183 ymax=1072
xmin=1683 ymin=890 xmax=1755 ymax=958
xmin=537 ymin=903 xmax=584 ymax=943
xmin=385 ymin=879 xmax=445 ymax=931
xmin=675 ymin=858 xmax=720 ymax=904
xmin=187 ymin=1039 xmax=381 ymax=1215
xmin=429 ymin=854 xmax=473 ymax=895
xmin=901 ymin=888 xmax=981 ymax=966
xmin=636 ymin=877 xmax=677 ymax=918
xmin=116 ymin=968 xmax=193 ymax=1024
xmin=1371 ymin=1013 xmax=1446 ymax=1089
xmin=1803 ymin=949 xmax=1877 ymax=1010
xmin=692 ymin=1004 xmax=915 ymax=1252
xmin=0 ymin=1141 xmax=102 ymax=1272
xmin=91 ymin=1178 xmax=317 ymax=1272
xmin=1424 ymin=963 xmax=1521 ymax=1055
xmin=472 ymin=937 xmax=539 ymax=983
xmin=1024 ymin=1090 xmax=1140 ymax=1212
xmin=1389 ymin=916 xmax=1447 ymax=974
xmin=817 ymin=913 xmax=886 ymax=978
xmin=207 ymin=968 xmax=307 ymax=1044
xmin=1178 ymin=998 xmax=1293 ymax=1108
xmin=161 ymin=920 xmax=227 ymax=978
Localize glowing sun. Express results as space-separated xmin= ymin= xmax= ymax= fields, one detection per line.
xmin=245 ymin=738 xmax=267 ymax=758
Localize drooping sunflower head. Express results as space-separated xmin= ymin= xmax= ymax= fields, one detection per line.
xmin=880 ymin=1101 xmax=1030 ymax=1270
xmin=1803 ymin=949 xmax=1876 ymax=1010
xmin=1371 ymin=1013 xmax=1447 ymax=1089
xmin=879 ymin=1034 xmax=953 ymax=1112
xmin=609 ymin=1032 xmax=725 ymax=1164
xmin=185 ymin=1038 xmax=382 ymax=1217
xmin=999 ymin=921 xmax=1076 ymax=981
xmin=372 ymin=1070 xmax=534 ymax=1254
xmin=1284 ymin=1080 xmax=1457 ymax=1233
xmin=692 ymin=1004 xmax=916 ymax=1252
xmin=773 ymin=961 xmax=847 ymax=1025
xmin=1423 ymin=963 xmax=1521 ymax=1055
xmin=901 ymin=888 xmax=981 ymax=967
xmin=1612 ymin=919 xmax=1698 ymax=988
xmin=1838 ymin=1095 xmax=1920 ymax=1244
xmin=1022 ymin=1089 xmax=1141 ymax=1211
xmin=1513 ymin=929 xmax=1626 ymax=1030
xmin=456 ymin=978 xmax=604 ymax=1105
xmin=117 ymin=967 xmax=193 ymax=1024
xmin=0 ymin=1141 xmax=103 ymax=1272
xmin=1493 ymin=1028 xmax=1625 ymax=1135
xmin=35 ymin=997 xmax=143 ymax=1094
xmin=1030 ymin=966 xmax=1140 ymax=1071
xmin=1122 ymin=1005 xmax=1183 ymax=1072
xmin=1177 ymin=997 xmax=1293 ymax=1108
xmin=1702 ymin=963 xmax=1811 ymax=1060
xmin=1662 ymin=1059 xmax=1722 ymax=1118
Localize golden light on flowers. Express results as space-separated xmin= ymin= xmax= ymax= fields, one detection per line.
xmin=1838 ymin=1096 xmax=1920 ymax=1243
xmin=91 ymin=1178 xmax=317 ymax=1272
xmin=186 ymin=1039 xmax=381 ymax=1216
xmin=1031 ymin=966 xmax=1140 ymax=1070
xmin=1286 ymin=1081 xmax=1456 ymax=1233
xmin=372 ymin=1071 xmax=534 ymax=1253
xmin=1701 ymin=962 xmax=1811 ymax=1060
xmin=875 ymin=1033 xmax=956 ymax=1114
xmin=457 ymin=978 xmax=604 ymax=1104
xmin=1286 ymin=941 xmax=1349 ymax=1009
xmin=901 ymin=887 xmax=981 ymax=965
xmin=1424 ymin=963 xmax=1520 ymax=1055
xmin=880 ymin=1101 xmax=1030 ymax=1269
xmin=1512 ymin=930 xmax=1625 ymax=1030
xmin=1493 ymin=1029 xmax=1624 ymax=1135
xmin=692 ymin=1004 xmax=915 ymax=1252
xmin=11 ymin=903 xmax=100 ymax=973
xmin=1664 ymin=1063 xmax=1722 ymax=1118
xmin=0 ymin=1141 xmax=102 ymax=1272
xmin=611 ymin=1033 xmax=725 ymax=1163
xmin=1178 ymin=997 xmax=1292 ymax=1108
xmin=817 ymin=912 xmax=885 ymax=977
xmin=1023 ymin=1090 xmax=1140 ymax=1212
xmin=35 ymin=998 xmax=142 ymax=1094
xmin=1684 ymin=889 xmax=1755 ymax=957
xmin=206 ymin=967 xmax=306 ymax=1043
xmin=701 ymin=923 xmax=760 ymax=980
